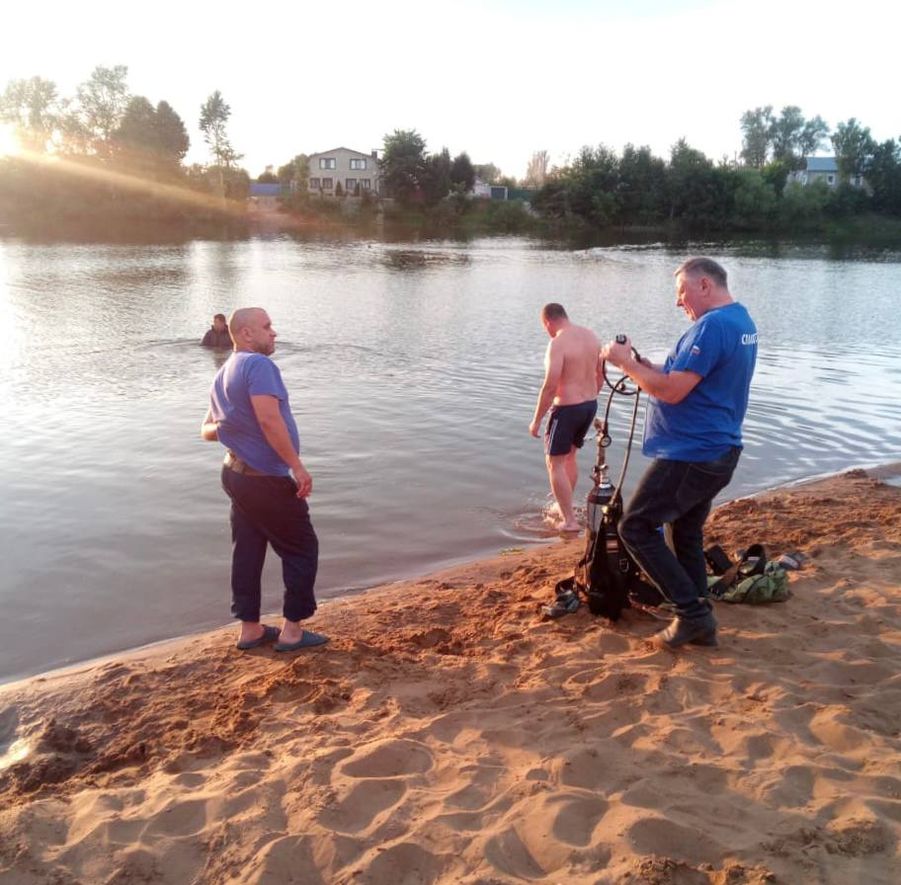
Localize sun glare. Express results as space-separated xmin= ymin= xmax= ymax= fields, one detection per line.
xmin=0 ymin=125 xmax=22 ymax=158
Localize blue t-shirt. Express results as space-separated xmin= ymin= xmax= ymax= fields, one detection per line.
xmin=643 ymin=302 xmax=757 ymax=462
xmin=209 ymin=351 xmax=301 ymax=476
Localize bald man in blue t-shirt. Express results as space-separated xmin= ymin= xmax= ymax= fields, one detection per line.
xmin=201 ymin=307 xmax=328 ymax=654
xmin=601 ymin=257 xmax=757 ymax=649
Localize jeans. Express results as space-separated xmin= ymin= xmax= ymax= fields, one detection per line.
xmin=619 ymin=448 xmax=740 ymax=620
xmin=221 ymin=466 xmax=319 ymax=623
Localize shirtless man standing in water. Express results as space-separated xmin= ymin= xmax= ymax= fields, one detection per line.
xmin=529 ymin=303 xmax=602 ymax=532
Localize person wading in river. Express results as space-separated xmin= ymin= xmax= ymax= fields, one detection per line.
xmin=200 ymin=307 xmax=328 ymax=653
xmin=529 ymin=303 xmax=602 ymax=532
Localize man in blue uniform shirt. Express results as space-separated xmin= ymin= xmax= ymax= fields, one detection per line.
xmin=601 ymin=258 xmax=757 ymax=649
xmin=201 ymin=307 xmax=327 ymax=653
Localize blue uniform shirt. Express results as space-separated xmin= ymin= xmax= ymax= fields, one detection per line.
xmin=643 ymin=302 xmax=757 ymax=462
xmin=209 ymin=351 xmax=300 ymax=476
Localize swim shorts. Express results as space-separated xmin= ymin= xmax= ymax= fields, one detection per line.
xmin=545 ymin=400 xmax=598 ymax=456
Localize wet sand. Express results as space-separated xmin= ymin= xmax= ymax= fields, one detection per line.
xmin=1 ymin=468 xmax=899 ymax=883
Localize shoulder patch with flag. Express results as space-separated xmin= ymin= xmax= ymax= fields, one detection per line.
xmin=690 ymin=345 xmax=701 ymax=356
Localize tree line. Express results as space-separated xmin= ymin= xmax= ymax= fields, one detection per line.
xmin=2 ymin=69 xmax=899 ymax=237
xmin=530 ymin=106 xmax=901 ymax=232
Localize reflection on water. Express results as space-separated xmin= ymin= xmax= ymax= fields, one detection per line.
xmin=1 ymin=236 xmax=900 ymax=682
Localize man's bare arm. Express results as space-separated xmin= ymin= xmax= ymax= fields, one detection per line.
xmin=529 ymin=340 xmax=564 ymax=436
xmin=250 ymin=395 xmax=313 ymax=498
xmin=200 ymin=407 xmax=219 ymax=441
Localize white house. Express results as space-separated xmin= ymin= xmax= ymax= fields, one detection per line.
xmin=787 ymin=157 xmax=865 ymax=189
xmin=307 ymin=147 xmax=380 ymax=196
xmin=471 ymin=177 xmax=492 ymax=199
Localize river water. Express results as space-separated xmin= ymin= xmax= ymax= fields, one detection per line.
xmin=1 ymin=235 xmax=900 ymax=681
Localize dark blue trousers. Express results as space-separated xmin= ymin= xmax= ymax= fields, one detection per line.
xmin=619 ymin=448 xmax=740 ymax=620
xmin=221 ymin=467 xmax=319 ymax=623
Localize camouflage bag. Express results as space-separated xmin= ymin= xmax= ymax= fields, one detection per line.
xmin=719 ymin=560 xmax=790 ymax=604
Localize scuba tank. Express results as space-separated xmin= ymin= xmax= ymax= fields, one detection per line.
xmin=578 ymin=458 xmax=629 ymax=620
xmin=586 ymin=475 xmax=614 ymax=534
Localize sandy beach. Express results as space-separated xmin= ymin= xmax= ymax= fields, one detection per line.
xmin=1 ymin=468 xmax=899 ymax=884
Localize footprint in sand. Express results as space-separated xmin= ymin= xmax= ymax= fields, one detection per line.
xmin=340 ymin=738 xmax=433 ymax=778
xmin=548 ymin=794 xmax=610 ymax=846
xmin=627 ymin=816 xmax=724 ymax=866
xmin=360 ymin=842 xmax=452 ymax=884
xmin=484 ymin=826 xmax=549 ymax=880
xmin=317 ymin=778 xmax=406 ymax=834
xmin=486 ymin=792 xmax=611 ymax=877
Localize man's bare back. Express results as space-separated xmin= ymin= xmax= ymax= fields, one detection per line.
xmin=548 ymin=324 xmax=601 ymax=405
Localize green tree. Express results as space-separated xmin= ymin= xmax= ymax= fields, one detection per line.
xmin=381 ymin=128 xmax=427 ymax=204
xmin=523 ymin=150 xmax=549 ymax=188
xmin=277 ymin=153 xmax=309 ymax=186
xmin=450 ymin=151 xmax=475 ymax=192
xmin=732 ymin=169 xmax=777 ymax=228
xmin=257 ymin=165 xmax=278 ymax=183
xmin=617 ymin=144 xmax=667 ymax=224
xmin=667 ymin=139 xmax=713 ymax=219
xmin=761 ymin=159 xmax=791 ymax=196
xmin=740 ymin=106 xmax=774 ymax=168
xmin=422 ymin=147 xmax=451 ymax=205
xmin=0 ymin=76 xmax=58 ymax=152
xmin=798 ymin=114 xmax=829 ymax=158
xmin=569 ymin=144 xmax=620 ymax=224
xmin=778 ymin=179 xmax=829 ymax=228
xmin=154 ymin=101 xmax=189 ymax=164
xmin=831 ymin=118 xmax=875 ymax=183
xmin=113 ymin=96 xmax=189 ymax=175
xmin=200 ymin=90 xmax=242 ymax=198
xmin=114 ymin=96 xmax=157 ymax=154
xmin=771 ymin=106 xmax=829 ymax=169
xmin=72 ymin=65 xmax=130 ymax=157
xmin=473 ymin=162 xmax=500 ymax=183
xmin=771 ymin=106 xmax=805 ymax=166
xmin=866 ymin=139 xmax=901 ymax=215
xmin=186 ymin=162 xmax=250 ymax=200
xmin=200 ymin=90 xmax=241 ymax=168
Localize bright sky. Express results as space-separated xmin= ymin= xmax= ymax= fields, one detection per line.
xmin=3 ymin=0 xmax=896 ymax=178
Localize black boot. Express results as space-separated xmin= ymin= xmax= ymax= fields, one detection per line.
xmin=654 ymin=611 xmax=718 ymax=648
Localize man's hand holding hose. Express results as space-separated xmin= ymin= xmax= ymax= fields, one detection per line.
xmin=601 ymin=335 xmax=701 ymax=406
xmin=602 ymin=334 xmax=638 ymax=371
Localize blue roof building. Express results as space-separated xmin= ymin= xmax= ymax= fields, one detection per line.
xmin=787 ymin=156 xmax=866 ymax=189
xmin=249 ymin=183 xmax=283 ymax=197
